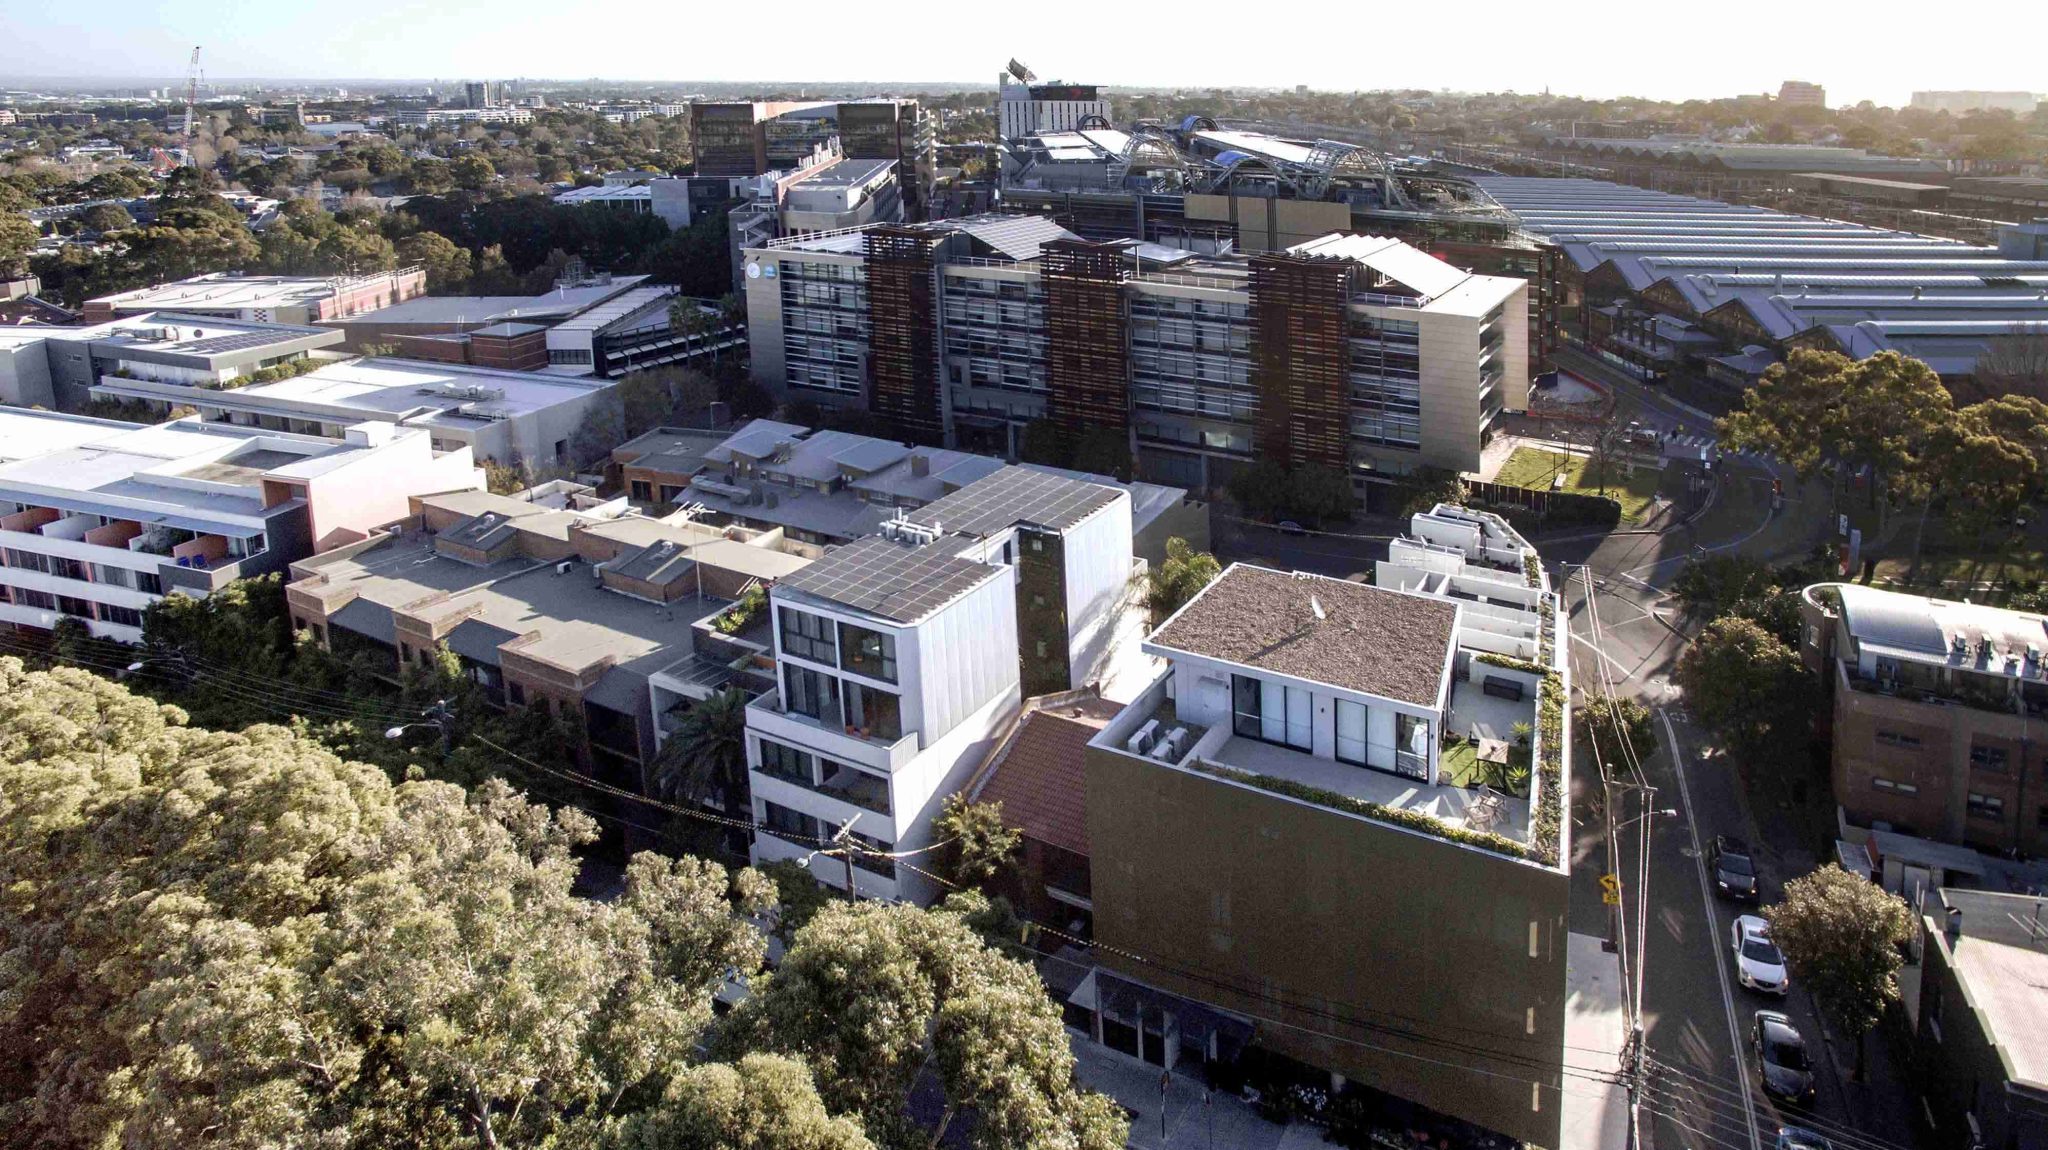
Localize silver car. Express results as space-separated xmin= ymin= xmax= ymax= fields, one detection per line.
xmin=1733 ymin=915 xmax=1789 ymax=996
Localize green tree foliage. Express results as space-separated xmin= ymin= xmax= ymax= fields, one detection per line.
xmin=74 ymin=201 xmax=134 ymax=234
xmin=0 ymin=656 xmax=778 ymax=1148
xmin=1763 ymin=865 xmax=1913 ymax=1079
xmin=1145 ymin=536 xmax=1222 ymax=624
xmin=931 ymin=793 xmax=1021 ymax=892
xmin=603 ymin=1055 xmax=880 ymax=1150
xmin=1669 ymin=553 xmax=1824 ymax=645
xmin=1575 ymin=690 xmax=1653 ymax=774
xmin=722 ymin=899 xmax=1128 ymax=1150
xmin=653 ymin=688 xmax=752 ymax=812
xmin=1229 ymin=461 xmax=1355 ymax=524
xmin=1395 ymin=467 xmax=1468 ymax=517
xmin=450 ymin=152 xmax=497 ymax=191
xmin=756 ymin=858 xmax=836 ymax=944
xmin=1719 ymin=350 xmax=1954 ymax=501
xmin=0 ymin=213 xmax=34 ymax=278
xmin=1674 ymin=615 xmax=1815 ymax=763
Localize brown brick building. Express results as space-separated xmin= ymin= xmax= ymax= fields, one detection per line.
xmin=1802 ymin=583 xmax=2048 ymax=855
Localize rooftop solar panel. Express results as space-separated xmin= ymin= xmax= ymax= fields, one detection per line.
xmin=779 ymin=535 xmax=998 ymax=624
xmin=909 ymin=465 xmax=1119 ymax=537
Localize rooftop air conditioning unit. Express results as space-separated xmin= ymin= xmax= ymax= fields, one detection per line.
xmin=555 ymin=560 xmax=573 ymax=575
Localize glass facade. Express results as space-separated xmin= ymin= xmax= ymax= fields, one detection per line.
xmin=1347 ymin=314 xmax=1422 ymax=450
xmin=780 ymin=260 xmax=869 ymax=395
xmin=1128 ymin=293 xmax=1254 ymax=423
xmin=942 ymin=272 xmax=1046 ymax=394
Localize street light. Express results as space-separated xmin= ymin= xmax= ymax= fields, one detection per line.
xmin=385 ymin=700 xmax=456 ymax=751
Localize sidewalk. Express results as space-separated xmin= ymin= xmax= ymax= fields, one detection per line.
xmin=1069 ymin=1038 xmax=1319 ymax=1150
xmin=1561 ymin=933 xmax=1632 ymax=1150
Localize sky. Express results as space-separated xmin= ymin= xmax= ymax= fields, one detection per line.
xmin=3 ymin=0 xmax=2044 ymax=109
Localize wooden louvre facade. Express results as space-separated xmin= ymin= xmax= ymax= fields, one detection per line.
xmin=1041 ymin=238 xmax=1132 ymax=442
xmin=865 ymin=226 xmax=946 ymax=444
xmin=1249 ymin=252 xmax=1354 ymax=470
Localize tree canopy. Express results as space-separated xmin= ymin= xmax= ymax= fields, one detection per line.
xmin=1144 ymin=536 xmax=1222 ymax=624
xmin=1674 ymin=615 xmax=1816 ymax=764
xmin=0 ymin=656 xmax=1128 ymax=1150
xmin=1764 ymin=864 xmax=1912 ymax=1076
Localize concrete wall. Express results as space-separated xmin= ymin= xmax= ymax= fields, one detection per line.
xmin=302 ymin=435 xmax=483 ymax=551
xmin=0 ymin=338 xmax=54 ymax=407
xmin=1085 ymin=743 xmax=1570 ymax=1146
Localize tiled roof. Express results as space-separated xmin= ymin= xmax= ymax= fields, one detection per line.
xmin=972 ymin=698 xmax=1123 ymax=857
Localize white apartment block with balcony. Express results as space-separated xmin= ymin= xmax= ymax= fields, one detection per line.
xmin=0 ymin=410 xmax=482 ymax=642
xmin=745 ymin=526 xmax=1023 ymax=903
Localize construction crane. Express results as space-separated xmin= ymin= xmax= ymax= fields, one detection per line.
xmin=182 ymin=45 xmax=201 ymax=169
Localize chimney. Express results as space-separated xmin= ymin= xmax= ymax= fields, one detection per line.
xmin=910 ymin=452 xmax=930 ymax=477
xmin=1946 ymin=905 xmax=1963 ymax=942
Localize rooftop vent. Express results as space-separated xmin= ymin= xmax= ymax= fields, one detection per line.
xmin=910 ymin=452 xmax=930 ymax=478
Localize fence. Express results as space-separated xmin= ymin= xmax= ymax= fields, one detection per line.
xmin=1465 ymin=479 xmax=1622 ymax=529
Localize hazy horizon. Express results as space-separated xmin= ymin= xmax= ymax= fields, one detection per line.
xmin=3 ymin=0 xmax=2044 ymax=109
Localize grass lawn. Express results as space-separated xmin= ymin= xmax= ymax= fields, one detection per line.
xmin=1440 ymin=737 xmax=1531 ymax=797
xmin=1494 ymin=447 xmax=1662 ymax=524
xmin=1870 ymin=512 xmax=2048 ymax=593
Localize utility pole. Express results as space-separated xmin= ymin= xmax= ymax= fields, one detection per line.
xmin=830 ymin=814 xmax=862 ymax=901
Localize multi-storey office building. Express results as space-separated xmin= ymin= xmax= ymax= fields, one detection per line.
xmin=97 ymin=356 xmax=621 ymax=467
xmin=0 ymin=411 xmax=482 ymax=641
xmin=1081 ymin=505 xmax=1571 ymax=1146
xmin=2 ymin=311 xmax=344 ymax=411
xmin=1801 ymin=582 xmax=2048 ymax=857
xmin=997 ymin=80 xmax=1110 ymax=142
xmin=743 ymin=217 xmax=1527 ymax=498
xmin=82 ymin=268 xmax=426 ymax=325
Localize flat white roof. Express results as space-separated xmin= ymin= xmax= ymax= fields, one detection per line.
xmin=87 ymin=271 xmax=407 ymax=312
xmin=228 ymin=357 xmax=614 ymax=424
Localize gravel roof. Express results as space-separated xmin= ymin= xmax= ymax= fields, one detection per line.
xmin=1149 ymin=565 xmax=1457 ymax=707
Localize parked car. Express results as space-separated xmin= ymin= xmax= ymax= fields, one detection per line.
xmin=1732 ymin=915 xmax=1789 ymax=995
xmin=1753 ymin=1011 xmax=1816 ymax=1103
xmin=1626 ymin=421 xmax=1660 ymax=446
xmin=1776 ymin=1127 xmax=1833 ymax=1150
xmin=1275 ymin=520 xmax=1305 ymax=536
xmin=1710 ymin=835 xmax=1760 ymax=902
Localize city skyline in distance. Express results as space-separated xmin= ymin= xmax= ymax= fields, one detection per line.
xmin=2 ymin=0 xmax=2043 ymax=110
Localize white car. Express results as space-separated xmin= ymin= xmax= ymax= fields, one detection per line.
xmin=1733 ymin=915 xmax=1789 ymax=996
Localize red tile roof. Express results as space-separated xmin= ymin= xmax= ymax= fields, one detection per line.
xmin=972 ymin=698 xmax=1120 ymax=858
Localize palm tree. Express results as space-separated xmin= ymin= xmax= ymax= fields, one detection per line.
xmin=653 ymin=687 xmax=751 ymax=812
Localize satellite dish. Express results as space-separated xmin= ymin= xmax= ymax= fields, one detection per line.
xmin=1007 ymin=58 xmax=1037 ymax=84
xmin=745 ymin=262 xmax=762 ymax=280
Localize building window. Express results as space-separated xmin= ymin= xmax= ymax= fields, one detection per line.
xmin=508 ymin=681 xmax=527 ymax=706
xmin=842 ymin=680 xmax=901 ymax=741
xmin=1874 ymin=729 xmax=1922 ymax=748
xmin=1871 ymin=777 xmax=1920 ymax=795
xmin=756 ymin=737 xmax=813 ymax=784
xmin=838 ymin=621 xmax=897 ymax=683
xmin=779 ymin=607 xmax=837 ymax=664
xmin=1232 ymin=674 xmax=1310 ymax=751
xmin=763 ymin=801 xmax=822 ymax=844
xmin=1969 ymin=744 xmax=2009 ymax=773
xmin=12 ymin=588 xmax=54 ymax=610
xmin=784 ymin=664 xmax=843 ymax=728
xmin=1966 ymin=793 xmax=2005 ymax=819
xmin=630 ymin=480 xmax=653 ymax=501
xmin=56 ymin=595 xmax=94 ymax=619
xmin=1335 ymin=698 xmax=1368 ymax=765
xmin=100 ymin=605 xmax=143 ymax=628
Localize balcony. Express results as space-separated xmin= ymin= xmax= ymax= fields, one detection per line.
xmin=746 ymin=688 xmax=920 ymax=772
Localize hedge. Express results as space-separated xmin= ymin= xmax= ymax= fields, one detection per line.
xmin=1186 ymin=760 xmax=1536 ymax=861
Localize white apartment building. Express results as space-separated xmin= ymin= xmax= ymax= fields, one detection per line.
xmin=0 ymin=410 xmax=482 ymax=642
xmin=746 ymin=528 xmax=1023 ymax=903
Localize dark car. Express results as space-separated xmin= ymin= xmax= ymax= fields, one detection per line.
xmin=1753 ymin=1011 xmax=1816 ymax=1104
xmin=1776 ymin=1127 xmax=1833 ymax=1150
xmin=1711 ymin=834 xmax=1760 ymax=902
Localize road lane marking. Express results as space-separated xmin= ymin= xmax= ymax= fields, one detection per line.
xmin=1658 ymin=708 xmax=1762 ymax=1150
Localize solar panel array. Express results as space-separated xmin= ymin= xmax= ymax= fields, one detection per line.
xmin=180 ymin=331 xmax=306 ymax=355
xmin=780 ymin=536 xmax=996 ymax=624
xmin=910 ymin=466 xmax=1118 ymax=537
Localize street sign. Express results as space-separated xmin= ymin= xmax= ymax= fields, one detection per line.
xmin=1600 ymin=873 xmax=1622 ymax=905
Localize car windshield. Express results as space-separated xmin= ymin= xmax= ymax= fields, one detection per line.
xmin=1743 ymin=939 xmax=1783 ymax=964
xmin=1722 ymin=853 xmax=1755 ymax=876
xmin=1767 ymin=1035 xmax=1809 ymax=1070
